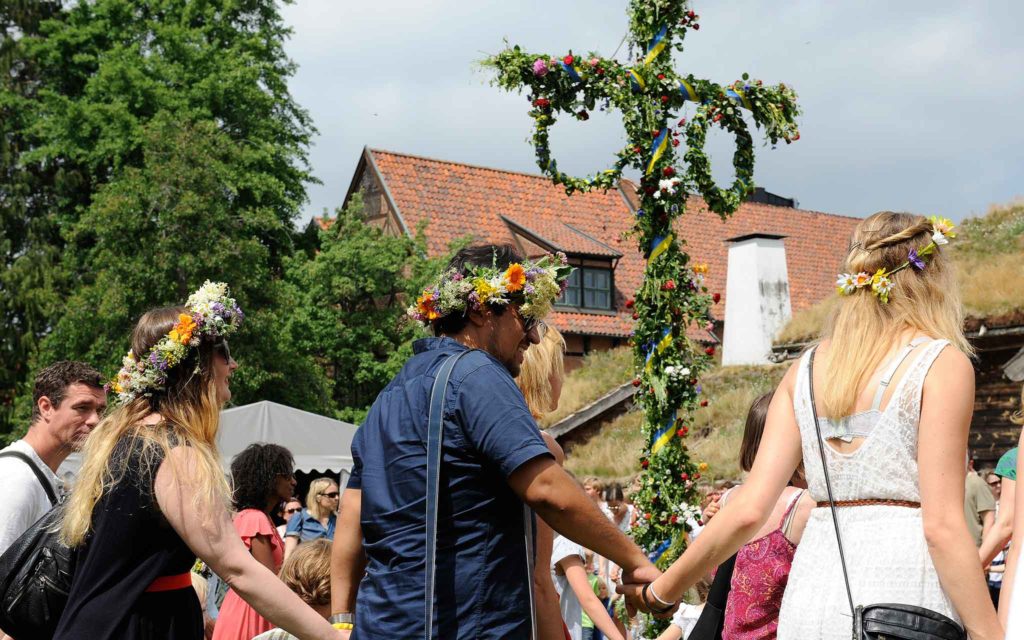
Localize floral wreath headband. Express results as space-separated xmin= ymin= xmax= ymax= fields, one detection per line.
xmin=407 ymin=252 xmax=575 ymax=326
xmin=836 ymin=216 xmax=956 ymax=304
xmin=109 ymin=281 xmax=244 ymax=405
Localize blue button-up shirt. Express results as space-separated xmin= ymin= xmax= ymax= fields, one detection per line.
xmin=348 ymin=338 xmax=552 ymax=639
xmin=284 ymin=508 xmax=336 ymax=542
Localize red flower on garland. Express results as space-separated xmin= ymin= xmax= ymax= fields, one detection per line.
xmin=625 ymin=299 xmax=635 ymax=308
xmin=712 ymin=292 xmax=721 ymax=303
xmin=670 ymin=515 xmax=678 ymax=524
xmin=632 ymin=378 xmax=642 ymax=387
xmin=700 ymin=399 xmax=709 ymax=407
xmin=563 ymin=54 xmax=574 ymax=65
xmin=641 ymin=459 xmax=650 ymax=469
xmin=705 ymin=346 xmax=715 ymax=356
xmin=680 ymin=472 xmax=689 ymax=480
xmin=672 ymin=139 xmax=680 ymax=147
xmin=663 ymin=167 xmax=675 ymax=177
xmin=533 ymin=98 xmax=550 ymax=109
xmin=661 ymin=280 xmax=676 ymax=291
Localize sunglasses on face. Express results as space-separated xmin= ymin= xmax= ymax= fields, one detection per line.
xmin=213 ymin=339 xmax=232 ymax=362
xmin=321 ymin=491 xmax=340 ymax=499
xmin=285 ymin=507 xmax=301 ymax=515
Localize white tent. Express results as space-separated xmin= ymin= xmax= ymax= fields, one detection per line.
xmin=58 ymin=401 xmax=357 ymax=477
xmin=217 ymin=401 xmax=357 ymax=473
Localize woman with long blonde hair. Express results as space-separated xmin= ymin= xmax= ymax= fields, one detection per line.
xmin=618 ymin=212 xmax=1003 ymax=640
xmin=284 ymin=477 xmax=339 ymax=559
xmin=54 ymin=283 xmax=344 ymax=640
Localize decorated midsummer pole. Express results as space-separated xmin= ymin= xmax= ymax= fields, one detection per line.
xmin=486 ymin=0 xmax=801 ymax=571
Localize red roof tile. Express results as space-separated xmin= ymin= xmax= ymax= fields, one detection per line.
xmin=358 ymin=148 xmax=861 ymax=339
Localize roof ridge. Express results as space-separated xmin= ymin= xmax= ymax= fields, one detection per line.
xmin=369 ymin=147 xmax=558 ymax=182
xmin=369 ymin=148 xmax=862 ymax=221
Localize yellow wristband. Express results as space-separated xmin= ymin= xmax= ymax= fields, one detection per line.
xmin=333 ymin=622 xmax=354 ymax=630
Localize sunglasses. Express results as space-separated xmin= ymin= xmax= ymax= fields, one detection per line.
xmin=321 ymin=491 xmax=340 ymax=499
xmin=285 ymin=507 xmax=301 ymax=515
xmin=213 ymin=339 xmax=232 ymax=362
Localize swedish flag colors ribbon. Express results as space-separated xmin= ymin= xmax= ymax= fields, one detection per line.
xmin=560 ymin=61 xmax=582 ymax=83
xmin=679 ymin=79 xmax=699 ymax=103
xmin=732 ymin=86 xmax=754 ymax=110
xmin=648 ymin=538 xmax=672 ymax=564
xmin=649 ymin=233 xmax=673 ymax=261
xmin=724 ymin=88 xmax=753 ymax=110
xmin=643 ymin=24 xmax=669 ymax=65
xmin=644 ymin=327 xmax=673 ymax=373
xmin=646 ymin=129 xmax=668 ymax=175
xmin=628 ymin=69 xmax=646 ymax=93
xmin=651 ymin=413 xmax=676 ymax=455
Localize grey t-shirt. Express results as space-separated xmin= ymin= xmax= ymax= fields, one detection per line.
xmin=964 ymin=471 xmax=996 ymax=546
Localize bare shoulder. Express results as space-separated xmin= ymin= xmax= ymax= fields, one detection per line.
xmin=924 ymin=345 xmax=975 ymax=392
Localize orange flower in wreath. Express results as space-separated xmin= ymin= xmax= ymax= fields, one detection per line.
xmin=416 ymin=291 xmax=440 ymax=321
xmin=168 ymin=314 xmax=197 ymax=345
xmin=503 ymin=263 xmax=527 ymax=293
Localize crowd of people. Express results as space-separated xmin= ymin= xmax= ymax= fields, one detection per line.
xmin=0 ymin=212 xmax=1023 ymax=639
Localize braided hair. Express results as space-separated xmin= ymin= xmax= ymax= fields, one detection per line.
xmin=230 ymin=443 xmax=295 ymax=512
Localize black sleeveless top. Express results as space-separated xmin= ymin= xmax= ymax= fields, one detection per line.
xmin=53 ymin=437 xmax=202 ymax=639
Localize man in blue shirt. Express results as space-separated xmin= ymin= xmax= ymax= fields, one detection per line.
xmin=330 ymin=245 xmax=660 ymax=639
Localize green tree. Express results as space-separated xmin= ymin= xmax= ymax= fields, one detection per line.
xmin=4 ymin=0 xmax=318 ymax=436
xmin=285 ymin=195 xmax=460 ymax=424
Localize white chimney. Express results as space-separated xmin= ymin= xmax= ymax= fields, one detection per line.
xmin=722 ymin=234 xmax=792 ymax=365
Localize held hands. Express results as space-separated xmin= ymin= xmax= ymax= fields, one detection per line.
xmin=616 ymin=579 xmax=679 ymax=619
xmin=701 ymin=499 xmax=720 ymax=523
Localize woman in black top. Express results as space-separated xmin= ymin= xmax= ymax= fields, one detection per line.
xmin=55 ymin=284 xmax=344 ymax=640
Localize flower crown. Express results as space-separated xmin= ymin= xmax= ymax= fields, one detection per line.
xmin=110 ymin=281 xmax=244 ymax=404
xmin=407 ymin=252 xmax=574 ymax=326
xmin=836 ymin=216 xmax=956 ymax=304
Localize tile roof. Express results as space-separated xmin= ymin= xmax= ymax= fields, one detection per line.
xmin=356 ymin=148 xmax=861 ymax=339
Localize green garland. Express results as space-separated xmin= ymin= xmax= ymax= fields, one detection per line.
xmin=487 ymin=0 xmax=800 ymax=593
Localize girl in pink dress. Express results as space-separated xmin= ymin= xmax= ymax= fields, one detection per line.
xmin=703 ymin=392 xmax=814 ymax=640
xmin=212 ymin=443 xmax=296 ymax=640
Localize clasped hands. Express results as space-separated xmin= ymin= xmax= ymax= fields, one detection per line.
xmin=617 ymin=564 xmax=680 ymax=619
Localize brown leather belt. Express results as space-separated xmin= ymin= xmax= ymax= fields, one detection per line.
xmin=816 ymin=499 xmax=920 ymax=509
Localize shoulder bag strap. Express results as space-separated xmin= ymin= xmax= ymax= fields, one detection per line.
xmin=425 ymin=350 xmax=473 ymax=640
xmin=0 ymin=450 xmax=58 ymax=507
xmin=807 ymin=349 xmax=858 ymax=622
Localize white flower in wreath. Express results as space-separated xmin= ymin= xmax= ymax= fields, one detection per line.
xmin=931 ymin=229 xmax=949 ymax=246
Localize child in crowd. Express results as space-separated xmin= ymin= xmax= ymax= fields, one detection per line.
xmin=655 ymin=578 xmax=712 ymax=640
xmin=252 ymin=539 xmax=333 ymax=640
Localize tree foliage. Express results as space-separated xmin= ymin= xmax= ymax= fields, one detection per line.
xmin=285 ymin=195 xmax=459 ymax=423
xmin=2 ymin=0 xmax=320 ymax=436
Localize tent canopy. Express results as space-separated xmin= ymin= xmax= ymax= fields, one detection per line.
xmin=218 ymin=401 xmax=357 ymax=473
xmin=58 ymin=401 xmax=357 ymax=477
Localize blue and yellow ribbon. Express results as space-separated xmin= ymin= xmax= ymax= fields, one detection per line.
xmin=649 ymin=538 xmax=672 ymax=564
xmin=651 ymin=413 xmax=676 ymax=455
xmin=679 ymin=79 xmax=699 ymax=103
xmin=628 ymin=69 xmax=646 ymax=93
xmin=646 ymin=129 xmax=668 ymax=175
xmin=732 ymin=86 xmax=753 ymax=110
xmin=649 ymin=233 xmax=673 ymax=261
xmin=643 ymin=24 xmax=669 ymax=65
xmin=560 ymin=61 xmax=582 ymax=83
xmin=644 ymin=327 xmax=673 ymax=373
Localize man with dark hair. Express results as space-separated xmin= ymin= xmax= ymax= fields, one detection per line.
xmin=0 ymin=361 xmax=106 ymax=553
xmin=330 ymin=245 xmax=662 ymax=638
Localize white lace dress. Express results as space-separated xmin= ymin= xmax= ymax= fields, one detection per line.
xmin=777 ymin=339 xmax=960 ymax=639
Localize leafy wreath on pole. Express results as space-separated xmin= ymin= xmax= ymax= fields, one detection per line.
xmin=487 ymin=0 xmax=800 ymax=574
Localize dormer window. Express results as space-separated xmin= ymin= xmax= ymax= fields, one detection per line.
xmin=559 ymin=265 xmax=613 ymax=310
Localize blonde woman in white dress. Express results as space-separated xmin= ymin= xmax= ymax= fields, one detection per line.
xmin=618 ymin=212 xmax=1003 ymax=640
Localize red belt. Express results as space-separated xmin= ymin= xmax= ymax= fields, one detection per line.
xmin=145 ymin=572 xmax=193 ymax=593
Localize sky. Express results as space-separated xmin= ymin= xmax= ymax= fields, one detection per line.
xmin=280 ymin=0 xmax=1024 ymax=224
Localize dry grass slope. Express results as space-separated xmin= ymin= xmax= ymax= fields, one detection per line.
xmin=563 ymin=356 xmax=786 ymax=482
xmin=540 ymin=347 xmax=634 ymax=428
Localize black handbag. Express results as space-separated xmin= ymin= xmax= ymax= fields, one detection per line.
xmin=807 ymin=347 xmax=965 ymax=640
xmin=0 ymin=504 xmax=75 ymax=639
xmin=687 ymin=552 xmax=736 ymax=640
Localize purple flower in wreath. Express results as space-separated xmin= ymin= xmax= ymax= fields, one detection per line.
xmin=908 ymin=249 xmax=926 ymax=270
xmin=532 ymin=58 xmax=549 ymax=77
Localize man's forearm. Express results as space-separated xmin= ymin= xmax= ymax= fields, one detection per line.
xmin=331 ymin=489 xmax=367 ymax=614
xmin=531 ymin=477 xmax=647 ymax=572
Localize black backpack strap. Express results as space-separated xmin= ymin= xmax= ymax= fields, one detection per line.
xmin=0 ymin=450 xmax=58 ymax=507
